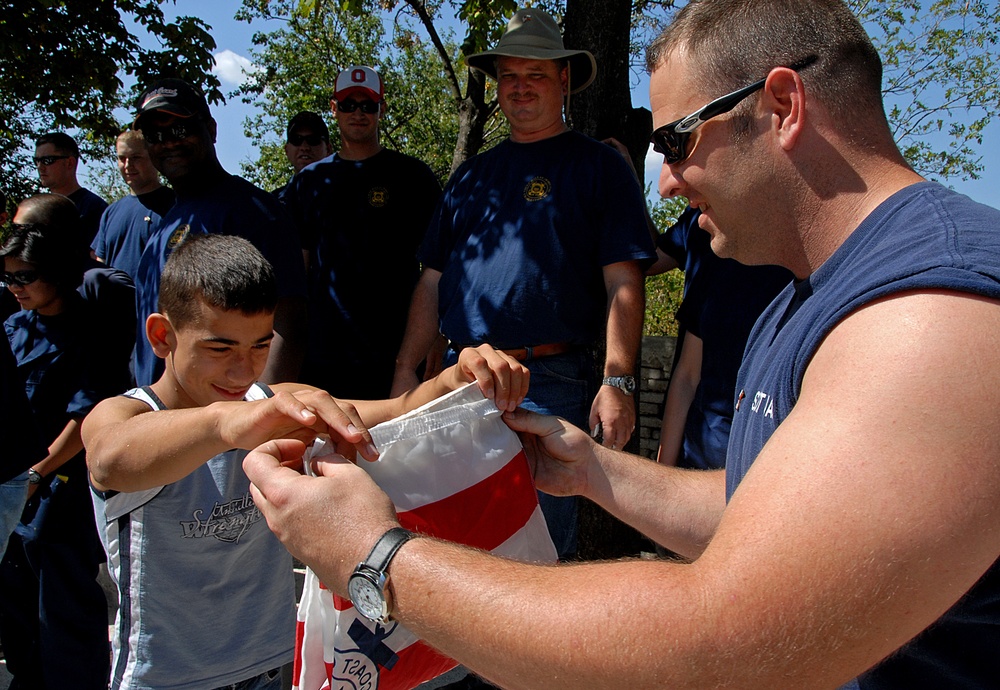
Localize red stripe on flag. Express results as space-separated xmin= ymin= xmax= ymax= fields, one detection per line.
xmin=397 ymin=449 xmax=537 ymax=551
xmin=376 ymin=640 xmax=457 ymax=690
xmin=333 ymin=593 xmax=352 ymax=611
xmin=293 ymin=620 xmax=304 ymax=684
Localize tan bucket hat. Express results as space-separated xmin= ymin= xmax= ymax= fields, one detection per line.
xmin=466 ymin=8 xmax=597 ymax=94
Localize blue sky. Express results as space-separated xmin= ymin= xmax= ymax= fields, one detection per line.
xmin=118 ymin=0 xmax=1000 ymax=211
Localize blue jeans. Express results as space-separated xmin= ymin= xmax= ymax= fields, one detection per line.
xmin=447 ymin=348 xmax=595 ymax=560
xmin=214 ymin=666 xmax=283 ymax=690
xmin=0 ymin=472 xmax=28 ymax=559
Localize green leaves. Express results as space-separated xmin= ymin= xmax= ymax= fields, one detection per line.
xmin=1 ymin=0 xmax=220 ymax=197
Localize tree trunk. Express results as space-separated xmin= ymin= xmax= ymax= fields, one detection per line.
xmin=564 ymin=0 xmax=652 ymax=189
xmin=450 ymin=69 xmax=495 ymax=174
xmin=564 ymin=0 xmax=654 ymax=561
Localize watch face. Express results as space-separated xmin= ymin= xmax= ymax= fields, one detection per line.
xmin=348 ymin=573 xmax=386 ymax=622
xmin=623 ymin=376 xmax=636 ymax=393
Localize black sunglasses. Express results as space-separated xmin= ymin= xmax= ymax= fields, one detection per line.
xmin=337 ymin=99 xmax=380 ymax=114
xmin=651 ymin=55 xmax=819 ymax=165
xmin=2 ymin=270 xmax=41 ymax=287
xmin=288 ymin=133 xmax=326 ymax=146
xmin=142 ymin=121 xmax=196 ymax=145
xmin=33 ymin=155 xmax=71 ymax=166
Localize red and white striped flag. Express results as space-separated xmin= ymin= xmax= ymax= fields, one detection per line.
xmin=293 ymin=383 xmax=557 ymax=690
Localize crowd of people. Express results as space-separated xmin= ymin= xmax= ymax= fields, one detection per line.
xmin=2 ymin=1 xmax=1000 ymax=689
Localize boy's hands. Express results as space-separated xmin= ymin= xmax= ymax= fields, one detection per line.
xmin=218 ymin=390 xmax=378 ymax=461
xmin=450 ymin=345 xmax=530 ymax=412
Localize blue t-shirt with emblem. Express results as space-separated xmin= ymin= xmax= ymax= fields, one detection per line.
xmin=420 ymin=131 xmax=655 ymax=349
xmin=92 ymin=187 xmax=176 ymax=280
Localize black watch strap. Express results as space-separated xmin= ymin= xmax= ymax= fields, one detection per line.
xmin=364 ymin=527 xmax=413 ymax=574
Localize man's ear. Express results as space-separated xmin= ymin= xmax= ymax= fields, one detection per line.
xmin=146 ymin=313 xmax=175 ymax=359
xmin=765 ymin=67 xmax=807 ymax=152
xmin=206 ymin=116 xmax=219 ymax=145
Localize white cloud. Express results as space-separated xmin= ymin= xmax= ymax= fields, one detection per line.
xmin=212 ymin=49 xmax=258 ymax=86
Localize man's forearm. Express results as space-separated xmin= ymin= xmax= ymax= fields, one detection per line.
xmin=603 ymin=262 xmax=645 ymax=377
xmin=392 ymin=270 xmax=443 ymax=394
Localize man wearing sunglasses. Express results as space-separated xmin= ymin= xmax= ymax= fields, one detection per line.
xmin=284 ymin=65 xmax=441 ymax=400
xmin=245 ymin=1 xmax=1000 ymax=688
xmin=129 ymin=78 xmax=307 ymax=389
xmin=272 ymin=111 xmax=333 ymax=199
xmin=33 ymin=132 xmax=108 ymax=245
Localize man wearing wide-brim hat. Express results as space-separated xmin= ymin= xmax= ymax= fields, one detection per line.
xmin=392 ymin=8 xmax=655 ymax=562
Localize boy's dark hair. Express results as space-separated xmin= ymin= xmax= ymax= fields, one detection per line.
xmin=0 ymin=194 xmax=89 ymax=292
xmin=158 ymin=234 xmax=277 ymax=327
xmin=35 ymin=132 xmax=81 ymax=159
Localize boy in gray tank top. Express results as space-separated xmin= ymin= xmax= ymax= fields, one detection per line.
xmin=82 ymin=234 xmax=528 ymax=690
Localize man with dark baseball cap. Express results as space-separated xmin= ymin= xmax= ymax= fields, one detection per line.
xmin=129 ymin=76 xmax=306 ymax=395
xmin=274 ymin=111 xmax=333 ymax=197
xmin=133 ymin=78 xmax=212 ymax=123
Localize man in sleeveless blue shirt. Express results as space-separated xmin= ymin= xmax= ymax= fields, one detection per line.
xmin=239 ymin=1 xmax=1000 ymax=688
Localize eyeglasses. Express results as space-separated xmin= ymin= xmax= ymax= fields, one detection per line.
xmin=288 ymin=133 xmax=326 ymax=146
xmin=142 ymin=121 xmax=196 ymax=144
xmin=2 ymin=270 xmax=41 ymax=287
xmin=651 ymin=55 xmax=818 ymax=165
xmin=33 ymin=155 xmax=71 ymax=167
xmin=336 ymin=99 xmax=380 ymax=114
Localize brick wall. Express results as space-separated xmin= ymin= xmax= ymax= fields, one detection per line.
xmin=636 ymin=335 xmax=676 ymax=460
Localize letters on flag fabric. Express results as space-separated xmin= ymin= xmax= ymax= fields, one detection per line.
xmin=293 ymin=383 xmax=557 ymax=690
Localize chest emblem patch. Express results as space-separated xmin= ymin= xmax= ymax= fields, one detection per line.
xmin=166 ymin=224 xmax=190 ymax=251
xmin=368 ymin=187 xmax=388 ymax=207
xmin=523 ymin=176 xmax=551 ymax=202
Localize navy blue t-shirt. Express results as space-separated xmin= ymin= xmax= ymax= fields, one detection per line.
xmin=133 ymin=173 xmax=307 ymax=387
xmin=728 ymin=182 xmax=1000 ymax=687
xmin=288 ymin=149 xmax=441 ymax=398
xmin=420 ymin=131 xmax=655 ymax=349
xmin=68 ymin=186 xmax=109 ymax=246
xmin=92 ymin=186 xmax=176 ymax=279
xmin=0 ymin=335 xmax=46 ymax=484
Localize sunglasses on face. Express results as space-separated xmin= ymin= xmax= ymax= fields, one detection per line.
xmin=142 ymin=121 xmax=196 ymax=145
xmin=337 ymin=99 xmax=380 ymax=114
xmin=33 ymin=155 xmax=71 ymax=167
xmin=288 ymin=133 xmax=326 ymax=146
xmin=651 ymin=55 xmax=819 ymax=165
xmin=2 ymin=270 xmax=41 ymax=287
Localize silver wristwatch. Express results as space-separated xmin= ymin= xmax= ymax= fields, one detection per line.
xmin=602 ymin=375 xmax=636 ymax=395
xmin=348 ymin=527 xmax=414 ymax=624
xmin=27 ymin=468 xmax=44 ymax=485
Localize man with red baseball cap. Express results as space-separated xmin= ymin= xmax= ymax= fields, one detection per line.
xmin=284 ymin=65 xmax=441 ymax=400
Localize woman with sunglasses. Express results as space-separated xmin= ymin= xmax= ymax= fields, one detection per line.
xmin=0 ymin=196 xmax=132 ymax=689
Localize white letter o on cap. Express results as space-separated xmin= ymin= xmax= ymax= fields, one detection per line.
xmin=352 ymin=69 xmax=367 ymax=83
